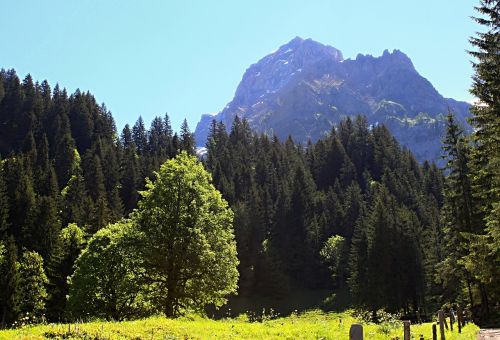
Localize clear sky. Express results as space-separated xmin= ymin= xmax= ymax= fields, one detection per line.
xmin=0 ymin=1 xmax=478 ymax=132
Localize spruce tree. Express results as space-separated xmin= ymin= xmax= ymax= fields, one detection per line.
xmin=132 ymin=116 xmax=148 ymax=155
xmin=0 ymin=159 xmax=9 ymax=240
xmin=120 ymin=126 xmax=140 ymax=215
xmin=464 ymin=0 xmax=500 ymax=310
xmin=68 ymin=89 xmax=93 ymax=152
xmin=0 ymin=237 xmax=19 ymax=326
xmin=179 ymin=119 xmax=195 ymax=155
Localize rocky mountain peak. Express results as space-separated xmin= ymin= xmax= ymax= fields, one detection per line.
xmin=275 ymin=36 xmax=344 ymax=63
xmin=231 ymin=37 xmax=343 ymax=110
xmin=195 ymin=38 xmax=470 ymax=163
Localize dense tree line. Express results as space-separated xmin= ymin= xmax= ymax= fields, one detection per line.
xmin=204 ymin=116 xmax=445 ymax=317
xmin=0 ymin=73 xmax=490 ymax=325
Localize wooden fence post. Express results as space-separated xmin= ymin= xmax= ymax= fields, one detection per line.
xmin=432 ymin=323 xmax=437 ymax=340
xmin=438 ymin=310 xmax=446 ymax=340
xmin=349 ymin=323 xmax=363 ymax=340
xmin=403 ymin=320 xmax=410 ymax=340
xmin=457 ymin=307 xmax=462 ymax=333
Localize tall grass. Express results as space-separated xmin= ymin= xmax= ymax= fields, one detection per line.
xmin=0 ymin=310 xmax=479 ymax=339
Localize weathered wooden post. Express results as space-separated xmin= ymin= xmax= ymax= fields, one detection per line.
xmin=403 ymin=320 xmax=411 ymax=340
xmin=349 ymin=323 xmax=363 ymax=340
xmin=457 ymin=307 xmax=462 ymax=333
xmin=432 ymin=323 xmax=437 ymax=340
xmin=438 ymin=310 xmax=446 ymax=340
xmin=449 ymin=314 xmax=454 ymax=331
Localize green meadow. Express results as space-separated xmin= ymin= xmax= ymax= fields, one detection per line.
xmin=0 ymin=310 xmax=479 ymax=340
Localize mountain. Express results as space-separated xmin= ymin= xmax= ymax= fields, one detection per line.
xmin=195 ymin=37 xmax=471 ymax=162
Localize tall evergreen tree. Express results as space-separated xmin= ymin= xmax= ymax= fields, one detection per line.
xmin=463 ymin=0 xmax=500 ymax=313
xmin=0 ymin=159 xmax=9 ymax=240
xmin=132 ymin=116 xmax=148 ymax=155
xmin=0 ymin=237 xmax=19 ymax=326
xmin=179 ymin=118 xmax=195 ymax=155
xmin=120 ymin=125 xmax=140 ymax=215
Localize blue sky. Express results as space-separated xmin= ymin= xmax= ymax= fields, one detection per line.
xmin=1 ymin=1 xmax=477 ymax=132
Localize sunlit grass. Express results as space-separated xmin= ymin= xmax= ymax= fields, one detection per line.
xmin=0 ymin=310 xmax=479 ymax=339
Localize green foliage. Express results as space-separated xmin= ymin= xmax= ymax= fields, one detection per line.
xmin=67 ymin=152 xmax=239 ymax=320
xmin=17 ymin=251 xmax=48 ymax=321
xmin=46 ymin=223 xmax=86 ymax=321
xmin=67 ymin=221 xmax=147 ymax=320
xmin=320 ymin=235 xmax=347 ymax=283
xmin=136 ymin=152 xmax=239 ymax=317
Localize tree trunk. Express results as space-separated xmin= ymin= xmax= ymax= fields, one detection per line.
xmin=479 ymin=283 xmax=489 ymax=317
xmin=164 ymin=265 xmax=178 ymax=318
xmin=466 ymin=275 xmax=474 ymax=307
xmin=164 ymin=299 xmax=175 ymax=318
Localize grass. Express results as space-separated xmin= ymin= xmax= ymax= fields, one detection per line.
xmin=0 ymin=310 xmax=479 ymax=339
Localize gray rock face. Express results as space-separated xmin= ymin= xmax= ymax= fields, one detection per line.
xmin=195 ymin=37 xmax=470 ymax=163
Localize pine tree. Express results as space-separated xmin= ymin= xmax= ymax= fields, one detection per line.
xmin=68 ymin=89 xmax=93 ymax=152
xmin=4 ymin=157 xmax=37 ymax=248
xmin=164 ymin=113 xmax=175 ymax=158
xmin=438 ymin=112 xmax=478 ymax=308
xmin=60 ymin=149 xmax=90 ymax=228
xmin=120 ymin=126 xmax=140 ymax=215
xmin=463 ymin=0 xmax=500 ymax=313
xmin=0 ymin=236 xmax=19 ymax=326
xmin=33 ymin=196 xmax=61 ymax=262
xmin=347 ymin=209 xmax=369 ymax=306
xmin=132 ymin=116 xmax=148 ymax=155
xmin=82 ymin=152 xmax=109 ymax=231
xmin=35 ymin=134 xmax=59 ymax=198
xmin=179 ymin=119 xmax=195 ymax=155
xmin=0 ymin=159 xmax=9 ymax=240
xmin=52 ymin=88 xmax=76 ymax=188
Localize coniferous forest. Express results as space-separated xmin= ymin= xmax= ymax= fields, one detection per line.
xmin=0 ymin=0 xmax=499 ymax=330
